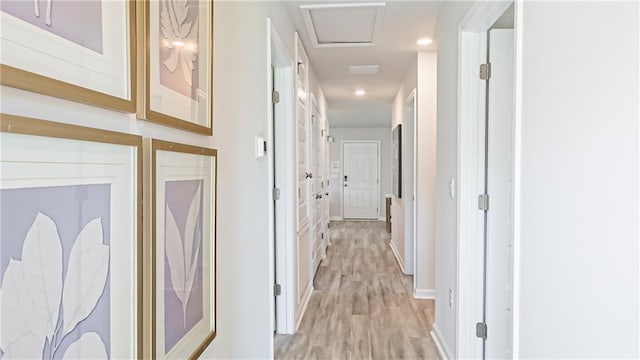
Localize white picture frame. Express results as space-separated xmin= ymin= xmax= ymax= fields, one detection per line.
xmin=145 ymin=139 xmax=217 ymax=359
xmin=0 ymin=114 xmax=142 ymax=359
xmin=0 ymin=1 xmax=135 ymax=112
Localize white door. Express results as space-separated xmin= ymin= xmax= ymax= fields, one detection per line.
xmin=343 ymin=142 xmax=379 ymax=219
xmin=295 ymin=37 xmax=312 ymax=309
xmin=310 ymin=102 xmax=323 ymax=272
xmin=484 ymin=28 xmax=515 ymax=359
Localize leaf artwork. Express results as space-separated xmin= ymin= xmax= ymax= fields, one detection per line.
xmin=160 ymin=0 xmax=199 ymax=86
xmin=33 ymin=0 xmax=53 ymax=26
xmin=165 ymin=184 xmax=202 ymax=328
xmin=0 ymin=213 xmax=109 ymax=359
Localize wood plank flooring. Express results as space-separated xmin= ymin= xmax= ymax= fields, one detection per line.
xmin=275 ymin=221 xmax=439 ymax=360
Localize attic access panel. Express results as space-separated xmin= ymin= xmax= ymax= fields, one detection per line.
xmin=300 ymin=2 xmax=386 ymax=48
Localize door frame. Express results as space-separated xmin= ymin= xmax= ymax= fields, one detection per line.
xmin=404 ymin=89 xmax=418 ymax=282
xmin=266 ymin=18 xmax=296 ymax=336
xmin=341 ymin=140 xmax=381 ymax=220
xmin=454 ymin=1 xmax=521 ymax=358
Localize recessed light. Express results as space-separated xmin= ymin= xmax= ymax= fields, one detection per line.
xmin=417 ymin=38 xmax=433 ymax=46
xmin=355 ymin=89 xmax=366 ymax=96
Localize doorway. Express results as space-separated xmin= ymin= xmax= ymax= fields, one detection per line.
xmin=342 ymin=141 xmax=380 ymax=219
xmin=456 ymin=2 xmax=517 ymax=359
xmin=404 ymin=89 xmax=417 ymax=281
xmin=267 ymin=19 xmax=296 ymax=335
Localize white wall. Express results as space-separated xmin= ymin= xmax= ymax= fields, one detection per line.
xmin=327 ymin=127 xmax=391 ymax=220
xmin=432 ymin=1 xmax=474 ymax=356
xmin=390 ymin=53 xmax=438 ymax=294
xmin=415 ymin=52 xmax=438 ymax=295
xmin=391 ymin=60 xmax=417 ymax=271
xmin=0 ymin=1 xmax=314 ymax=358
xmin=433 ymin=1 xmax=640 ymax=358
xmin=517 ymin=2 xmax=639 ymax=357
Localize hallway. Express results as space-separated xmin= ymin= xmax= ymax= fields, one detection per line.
xmin=275 ymin=221 xmax=439 ymax=360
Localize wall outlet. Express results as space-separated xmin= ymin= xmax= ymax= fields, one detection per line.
xmin=449 ymin=288 xmax=454 ymax=308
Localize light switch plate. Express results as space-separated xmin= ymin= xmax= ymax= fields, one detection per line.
xmin=449 ymin=177 xmax=456 ymax=199
xmin=255 ymin=136 xmax=266 ymax=158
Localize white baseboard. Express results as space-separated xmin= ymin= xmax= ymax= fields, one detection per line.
xmin=430 ymin=324 xmax=452 ymax=360
xmin=295 ymin=284 xmax=313 ymax=331
xmin=414 ymin=288 xmax=436 ymax=299
xmin=329 ymin=216 xmax=343 ymax=221
xmin=388 ymin=240 xmax=405 ymax=273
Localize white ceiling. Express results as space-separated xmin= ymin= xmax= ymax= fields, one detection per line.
xmin=286 ymin=1 xmax=443 ymax=128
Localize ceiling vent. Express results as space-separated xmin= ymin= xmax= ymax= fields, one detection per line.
xmin=300 ymin=2 xmax=386 ymax=48
xmin=348 ymin=65 xmax=380 ymax=75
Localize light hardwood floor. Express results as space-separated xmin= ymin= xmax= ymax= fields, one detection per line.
xmin=274 ymin=221 xmax=439 ymax=360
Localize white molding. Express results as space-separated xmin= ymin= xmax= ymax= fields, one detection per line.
xmin=329 ymin=216 xmax=343 ymax=221
xmin=431 ymin=325 xmax=453 ymax=360
xmin=268 ymin=19 xmax=296 ymax=337
xmin=378 ymin=216 xmax=386 ymax=221
xmin=512 ymin=1 xmax=524 ymax=357
xmin=389 ymin=240 xmax=405 ymax=273
xmin=414 ymin=289 xmax=436 ymax=299
xmin=456 ymin=2 xmax=516 ymax=358
xmin=295 ymin=284 xmax=313 ymax=331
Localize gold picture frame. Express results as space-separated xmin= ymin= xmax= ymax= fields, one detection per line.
xmin=144 ymin=139 xmax=217 ymax=359
xmin=0 ymin=2 xmax=136 ymax=113
xmin=0 ymin=113 xmax=143 ymax=358
xmin=137 ymin=0 xmax=214 ymax=135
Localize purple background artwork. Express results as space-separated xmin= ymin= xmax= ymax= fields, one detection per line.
xmin=0 ymin=184 xmax=111 ymax=358
xmin=164 ymin=180 xmax=204 ymax=353
xmin=0 ymin=0 xmax=104 ymax=54
xmin=159 ymin=0 xmax=200 ymax=100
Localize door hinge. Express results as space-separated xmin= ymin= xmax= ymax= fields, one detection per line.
xmin=272 ymin=90 xmax=280 ymax=104
xmin=478 ymin=194 xmax=490 ymax=211
xmin=273 ymin=188 xmax=281 ymax=200
xmin=274 ymin=283 xmax=282 ymax=296
xmin=476 ymin=322 xmax=487 ymax=339
xmin=479 ymin=63 xmax=492 ymax=80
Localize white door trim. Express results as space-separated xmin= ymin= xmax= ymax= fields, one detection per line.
xmin=341 ymin=140 xmax=381 ymax=220
xmin=405 ymin=89 xmax=418 ymax=284
xmin=454 ymin=1 xmax=519 ymax=358
xmin=267 ymin=18 xmax=296 ymax=337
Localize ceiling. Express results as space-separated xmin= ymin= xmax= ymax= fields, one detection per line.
xmin=285 ymin=1 xmax=443 ymax=128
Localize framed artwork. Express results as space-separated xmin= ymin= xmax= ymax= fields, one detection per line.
xmin=137 ymin=0 xmax=214 ymax=135
xmin=0 ymin=1 xmax=136 ymax=112
xmin=0 ymin=114 xmax=142 ymax=358
xmin=392 ymin=124 xmax=402 ymax=198
xmin=145 ymin=139 xmax=217 ymax=359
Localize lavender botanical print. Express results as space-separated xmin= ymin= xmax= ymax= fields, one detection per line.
xmin=0 ymin=184 xmax=111 ymax=359
xmin=164 ymin=180 xmax=204 ymax=353
xmin=159 ymin=0 xmax=200 ymax=100
xmin=0 ymin=0 xmax=104 ymax=54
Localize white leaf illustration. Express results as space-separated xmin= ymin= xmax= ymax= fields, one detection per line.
xmin=165 ymin=185 xmax=202 ymax=328
xmin=21 ymin=212 xmax=63 ymax=340
xmin=184 ymin=186 xmax=202 ymax=316
xmin=164 ymin=50 xmax=180 ymax=73
xmin=45 ymin=0 xmax=52 ymax=26
xmin=62 ymin=332 xmax=107 ymax=360
xmin=165 ymin=204 xmax=186 ymax=305
xmin=3 ymin=332 xmax=42 ymax=359
xmin=0 ymin=259 xmax=45 ymax=356
xmin=184 ymin=185 xmax=201 ymax=278
xmin=62 ymin=218 xmax=109 ymax=336
xmin=160 ymin=0 xmax=199 ymax=85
